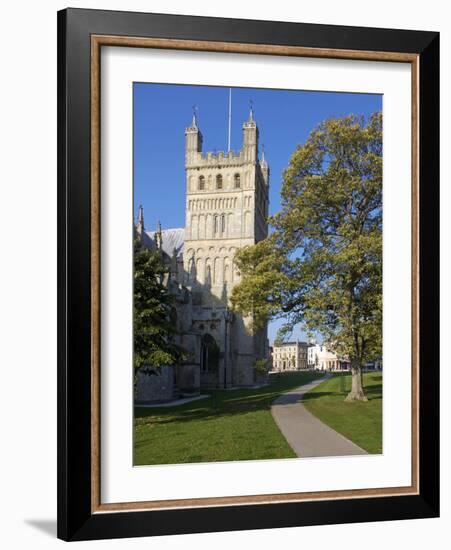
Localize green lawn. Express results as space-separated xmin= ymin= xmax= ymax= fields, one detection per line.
xmin=302 ymin=372 xmax=383 ymax=454
xmin=134 ymin=370 xmax=323 ymax=465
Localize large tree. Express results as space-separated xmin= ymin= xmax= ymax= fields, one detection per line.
xmin=134 ymin=239 xmax=187 ymax=377
xmin=231 ymin=113 xmax=382 ymax=401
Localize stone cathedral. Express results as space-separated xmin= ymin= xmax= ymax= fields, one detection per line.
xmin=135 ymin=108 xmax=270 ymax=402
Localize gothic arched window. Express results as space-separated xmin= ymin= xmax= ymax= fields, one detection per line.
xmin=198 ymin=175 xmax=205 ymax=190
xmin=214 ymin=215 xmax=218 ymax=234
xmin=216 ymin=174 xmax=223 ymax=189
xmin=200 ymin=334 xmax=219 ymax=372
xmin=234 ymin=173 xmax=241 ymax=188
xmin=221 ymin=214 xmax=226 ymax=234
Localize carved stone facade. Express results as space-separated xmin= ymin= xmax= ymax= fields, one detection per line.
xmin=135 ymin=109 xmax=270 ymax=402
xmin=183 ymin=109 xmax=269 ymax=389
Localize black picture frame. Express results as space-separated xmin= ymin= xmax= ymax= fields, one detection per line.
xmin=57 ymin=7 xmax=439 ymax=541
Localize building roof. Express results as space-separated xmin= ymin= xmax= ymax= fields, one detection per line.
xmin=144 ymin=228 xmax=185 ymax=258
xmin=273 ymin=341 xmax=308 ymax=347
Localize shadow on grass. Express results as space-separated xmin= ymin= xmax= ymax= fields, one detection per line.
xmin=364 ymin=383 xmax=383 ymax=400
xmin=301 ymin=391 xmax=336 ymax=402
xmin=301 ymin=373 xmax=383 ymax=402
xmin=135 ymin=393 xmax=297 ymax=425
xmin=134 ymin=372 xmax=324 ymax=426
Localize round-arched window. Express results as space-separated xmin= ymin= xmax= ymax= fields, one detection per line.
xmin=234 ymin=173 xmax=240 ymax=188
xmin=198 ymin=175 xmax=205 ymax=190
xmin=216 ymin=174 xmax=223 ymax=189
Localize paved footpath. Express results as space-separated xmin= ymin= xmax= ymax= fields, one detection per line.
xmin=271 ymin=375 xmax=367 ymax=458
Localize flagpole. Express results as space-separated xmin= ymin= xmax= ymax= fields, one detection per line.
xmin=227 ymin=88 xmax=232 ymax=152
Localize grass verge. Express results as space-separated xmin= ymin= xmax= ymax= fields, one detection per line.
xmin=302 ymin=372 xmax=382 ymax=454
xmin=134 ymin=370 xmax=323 ymax=465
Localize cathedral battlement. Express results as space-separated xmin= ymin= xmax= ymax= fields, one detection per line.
xmin=185 ymin=149 xmax=246 ymax=169
xmin=199 ymin=149 xmax=243 ymax=162
xmin=184 ymin=108 xmax=266 ymax=171
xmin=183 ymin=106 xmax=269 ymax=285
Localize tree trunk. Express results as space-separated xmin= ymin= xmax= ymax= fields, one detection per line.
xmin=345 ymin=363 xmax=368 ymax=402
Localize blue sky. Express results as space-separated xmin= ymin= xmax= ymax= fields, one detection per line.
xmin=134 ymin=83 xmax=381 ymax=343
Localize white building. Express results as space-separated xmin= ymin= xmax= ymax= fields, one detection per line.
xmin=307 ymin=343 xmax=350 ymax=371
xmin=271 ymin=341 xmax=308 ymax=371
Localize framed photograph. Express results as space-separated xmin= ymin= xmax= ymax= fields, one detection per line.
xmin=57 ymin=8 xmax=439 ymax=541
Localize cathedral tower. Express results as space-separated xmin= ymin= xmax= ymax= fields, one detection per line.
xmin=183 ymin=107 xmax=269 ymax=387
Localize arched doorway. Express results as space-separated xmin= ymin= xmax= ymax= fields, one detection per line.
xmin=200 ymin=333 xmax=219 ymax=373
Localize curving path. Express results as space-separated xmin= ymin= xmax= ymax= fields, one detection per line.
xmin=271 ymin=375 xmax=367 ymax=458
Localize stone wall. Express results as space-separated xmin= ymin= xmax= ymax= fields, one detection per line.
xmin=135 ymin=365 xmax=175 ymax=403
xmin=176 ymin=364 xmax=200 ymax=394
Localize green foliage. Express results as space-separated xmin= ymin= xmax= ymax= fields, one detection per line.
xmin=231 ymin=234 xmax=288 ymax=328
xmin=134 ymin=239 xmax=187 ymax=374
xmin=231 ymin=113 xmax=382 ymax=369
xmin=253 ymin=357 xmax=270 ymax=376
